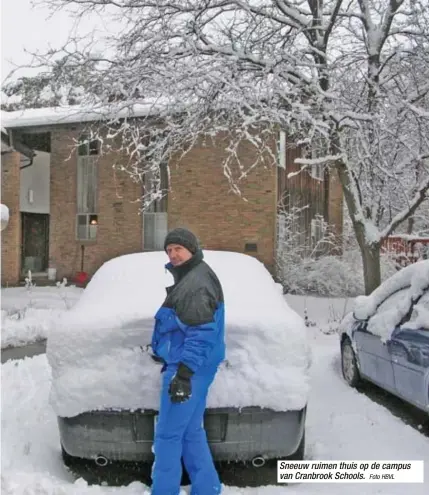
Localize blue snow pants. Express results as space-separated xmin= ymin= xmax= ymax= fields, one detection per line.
xmin=151 ymin=367 xmax=222 ymax=495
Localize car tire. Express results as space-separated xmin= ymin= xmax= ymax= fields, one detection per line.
xmin=341 ymin=338 xmax=361 ymax=387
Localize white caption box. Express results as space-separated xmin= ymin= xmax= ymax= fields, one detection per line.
xmin=277 ymin=460 xmax=424 ymax=483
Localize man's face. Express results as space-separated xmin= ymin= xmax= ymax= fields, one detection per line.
xmin=166 ymin=244 xmax=193 ymax=266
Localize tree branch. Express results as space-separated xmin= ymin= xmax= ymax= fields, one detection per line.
xmin=381 ymin=175 xmax=429 ymax=238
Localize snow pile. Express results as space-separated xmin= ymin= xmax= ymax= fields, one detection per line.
xmin=277 ymin=249 xmax=398 ymax=298
xmin=279 ymin=255 xmax=365 ymax=297
xmin=1 ymin=286 xmax=83 ymax=348
xmin=344 ymin=260 xmax=429 ymax=340
xmin=47 ymin=251 xmax=311 ymax=417
xmin=2 ymin=307 xmax=67 ymax=348
xmin=1 ymin=203 xmax=10 ymax=230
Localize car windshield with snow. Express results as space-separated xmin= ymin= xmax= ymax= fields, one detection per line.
xmin=47 ymin=250 xmax=311 ymax=472
xmin=339 ymin=260 xmax=429 ymax=413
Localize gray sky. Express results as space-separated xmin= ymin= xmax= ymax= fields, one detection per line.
xmin=2 ymin=0 xmax=68 ymax=81
xmin=1 ymin=0 xmax=111 ymax=83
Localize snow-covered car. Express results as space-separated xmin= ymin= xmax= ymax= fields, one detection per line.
xmin=339 ymin=260 xmax=429 ymax=413
xmin=47 ymin=250 xmax=310 ymax=473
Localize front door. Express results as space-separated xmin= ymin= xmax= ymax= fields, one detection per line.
xmin=21 ymin=213 xmax=49 ymax=274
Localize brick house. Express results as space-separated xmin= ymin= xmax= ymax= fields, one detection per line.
xmin=1 ymin=107 xmax=343 ymax=285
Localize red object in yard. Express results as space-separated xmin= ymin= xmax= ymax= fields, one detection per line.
xmin=74 ymin=245 xmax=89 ymax=285
xmin=74 ymin=271 xmax=89 ymax=285
xmin=381 ymin=235 xmax=429 ymax=269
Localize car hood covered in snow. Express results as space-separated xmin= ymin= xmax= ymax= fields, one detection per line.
xmin=47 ymin=251 xmax=311 ymax=417
xmin=339 ymin=260 xmax=429 ymax=341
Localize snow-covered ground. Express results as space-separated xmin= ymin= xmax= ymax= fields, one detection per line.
xmin=1 ymin=285 xmax=83 ymax=348
xmin=1 ymin=287 xmax=428 ymax=494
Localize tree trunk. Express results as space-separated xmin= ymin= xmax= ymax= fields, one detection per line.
xmin=358 ymin=239 xmax=381 ymax=295
xmin=334 ymin=156 xmax=382 ymax=295
xmin=407 ymin=216 xmax=414 ymax=235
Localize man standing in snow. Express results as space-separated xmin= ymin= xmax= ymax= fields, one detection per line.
xmin=150 ymin=227 xmax=225 ymax=495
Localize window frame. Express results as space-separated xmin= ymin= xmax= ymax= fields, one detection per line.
xmin=143 ymin=163 xmax=169 ymax=250
xmin=76 ymin=134 xmax=100 ymax=241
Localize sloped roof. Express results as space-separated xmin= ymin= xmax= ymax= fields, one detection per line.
xmin=1 ymin=102 xmax=170 ymax=129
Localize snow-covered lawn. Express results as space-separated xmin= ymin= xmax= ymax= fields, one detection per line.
xmin=1 ymin=287 xmax=428 ymax=494
xmin=1 ymin=285 xmax=83 ymax=348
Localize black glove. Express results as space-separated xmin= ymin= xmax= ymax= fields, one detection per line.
xmin=168 ymin=362 xmax=194 ymax=403
xmin=140 ymin=345 xmax=165 ymax=365
xmin=151 ymin=354 xmax=165 ymax=365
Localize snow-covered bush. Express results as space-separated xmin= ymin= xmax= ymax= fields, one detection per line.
xmin=55 ymin=277 xmax=73 ymax=309
xmin=281 ymin=255 xmax=363 ymax=297
xmin=276 ymin=209 xmax=398 ymax=297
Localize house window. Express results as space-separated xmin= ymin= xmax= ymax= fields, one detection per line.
xmin=78 ymin=136 xmax=99 ymax=156
xmin=143 ymin=164 xmax=169 ymax=250
xmin=311 ymin=215 xmax=326 ymax=245
xmin=76 ymin=134 xmax=99 ymax=240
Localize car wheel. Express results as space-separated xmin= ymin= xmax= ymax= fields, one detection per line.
xmin=341 ymin=338 xmax=361 ymax=387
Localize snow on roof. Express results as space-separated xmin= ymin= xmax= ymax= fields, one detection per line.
xmin=47 ymin=250 xmax=311 ymax=417
xmin=1 ymin=101 xmax=174 ymax=129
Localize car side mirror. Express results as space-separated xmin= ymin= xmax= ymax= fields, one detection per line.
xmin=352 ymin=313 xmax=368 ymax=333
xmin=352 ymin=311 xmax=368 ymax=322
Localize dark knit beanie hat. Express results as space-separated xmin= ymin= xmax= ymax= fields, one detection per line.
xmin=164 ymin=227 xmax=200 ymax=254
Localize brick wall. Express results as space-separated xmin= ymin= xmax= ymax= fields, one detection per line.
xmin=168 ymin=136 xmax=277 ymax=271
xmin=50 ymin=129 xmax=277 ymax=278
xmin=49 ymin=127 xmax=142 ymax=280
xmin=3 ymin=125 xmax=342 ymax=283
xmin=1 ymin=152 xmax=21 ymax=285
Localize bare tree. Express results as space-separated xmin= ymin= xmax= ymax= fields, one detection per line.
xmin=4 ymin=0 xmax=429 ymax=293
